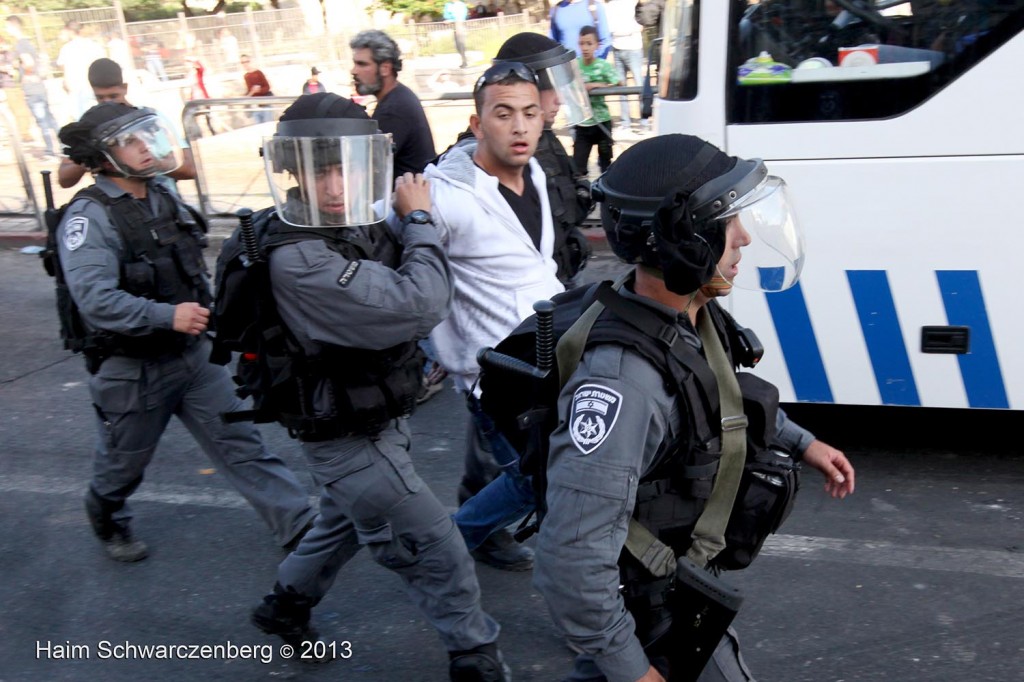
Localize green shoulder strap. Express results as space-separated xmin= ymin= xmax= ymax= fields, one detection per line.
xmin=555 ymin=269 xmax=632 ymax=389
xmin=684 ymin=308 xmax=748 ymax=568
xmin=615 ymin=303 xmax=749 ymax=575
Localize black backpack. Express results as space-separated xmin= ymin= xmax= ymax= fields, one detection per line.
xmin=40 ymin=186 xmax=109 ymax=356
xmin=210 ymin=208 xmax=309 ymax=428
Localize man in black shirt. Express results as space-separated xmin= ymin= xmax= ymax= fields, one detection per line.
xmin=350 ymin=29 xmax=437 ymax=178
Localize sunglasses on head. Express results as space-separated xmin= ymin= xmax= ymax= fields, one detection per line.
xmin=473 ymin=61 xmax=538 ymax=95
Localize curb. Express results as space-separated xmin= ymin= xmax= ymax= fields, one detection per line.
xmin=0 ymin=232 xmax=46 ymax=249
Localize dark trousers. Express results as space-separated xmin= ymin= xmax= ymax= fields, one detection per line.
xmin=572 ymin=123 xmax=614 ymax=175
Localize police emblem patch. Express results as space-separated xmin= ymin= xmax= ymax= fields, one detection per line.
xmin=569 ymin=383 xmax=623 ymax=455
xmin=63 ymin=217 xmax=89 ymax=252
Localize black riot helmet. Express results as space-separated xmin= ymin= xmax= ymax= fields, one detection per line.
xmin=261 ymin=93 xmax=393 ymax=228
xmin=59 ymin=102 xmax=182 ymax=177
xmin=493 ymin=32 xmax=592 ymax=126
xmin=592 ymin=134 xmax=805 ymax=294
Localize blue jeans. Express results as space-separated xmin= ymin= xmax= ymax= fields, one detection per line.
xmin=251 ymin=108 xmax=272 ymax=125
xmin=419 ymin=336 xmax=439 ymax=375
xmin=453 ymin=396 xmax=537 ymax=550
xmin=612 ymin=47 xmax=645 ymax=127
xmin=26 ymin=92 xmax=59 ymax=155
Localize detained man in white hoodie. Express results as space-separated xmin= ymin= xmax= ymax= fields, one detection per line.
xmin=422 ymin=62 xmax=564 ymax=571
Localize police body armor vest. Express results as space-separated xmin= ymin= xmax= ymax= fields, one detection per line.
xmin=592 ymin=297 xmax=801 ymax=644
xmin=212 ymin=209 xmax=423 ymax=441
xmin=53 ymin=183 xmax=210 ymax=362
xmin=534 ymin=129 xmax=592 ymax=281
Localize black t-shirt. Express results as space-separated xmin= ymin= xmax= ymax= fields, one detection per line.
xmin=496 ymin=164 xmax=543 ymax=251
xmin=372 ymin=82 xmax=437 ymax=177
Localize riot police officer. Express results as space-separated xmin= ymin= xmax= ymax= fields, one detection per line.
xmin=55 ymin=103 xmax=315 ymax=563
xmin=533 ymin=134 xmax=856 ymax=681
xmin=245 ymin=93 xmax=510 ymax=681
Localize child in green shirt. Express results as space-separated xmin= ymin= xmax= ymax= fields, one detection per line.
xmin=574 ymin=25 xmax=620 ymax=174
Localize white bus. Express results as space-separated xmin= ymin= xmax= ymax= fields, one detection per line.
xmin=653 ymin=0 xmax=1024 ymax=411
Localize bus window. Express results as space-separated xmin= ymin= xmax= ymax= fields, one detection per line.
xmin=660 ymin=0 xmax=699 ymax=101
xmin=728 ymin=0 xmax=1024 ymax=123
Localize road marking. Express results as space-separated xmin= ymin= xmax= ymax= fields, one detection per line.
xmin=761 ymin=534 xmax=1024 ymax=579
xmin=4 ymin=472 xmax=1023 ymax=579
xmin=1 ymin=473 xmax=270 ymax=510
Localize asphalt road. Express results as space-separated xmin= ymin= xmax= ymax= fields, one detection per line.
xmin=1 ymin=245 xmax=1022 ymax=682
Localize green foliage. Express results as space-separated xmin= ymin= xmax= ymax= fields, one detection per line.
xmin=121 ymin=0 xmax=178 ymax=21
xmin=3 ymin=0 xmax=254 ymax=20
xmin=4 ymin=0 xmax=111 ymax=9
xmin=374 ymin=0 xmax=447 ymax=21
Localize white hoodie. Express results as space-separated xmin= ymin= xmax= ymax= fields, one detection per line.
xmin=425 ymin=140 xmax=565 ymax=393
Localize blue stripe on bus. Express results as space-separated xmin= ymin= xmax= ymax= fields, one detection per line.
xmin=757 ymin=266 xmax=786 ymax=292
xmin=936 ymin=271 xmax=1008 ymax=409
xmin=763 ymin=281 xmax=833 ymax=403
xmin=847 ymin=271 xmax=921 ymax=406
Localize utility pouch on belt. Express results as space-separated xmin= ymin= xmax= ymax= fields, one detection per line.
xmin=660 ymin=557 xmax=744 ymax=682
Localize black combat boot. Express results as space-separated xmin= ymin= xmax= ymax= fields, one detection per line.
xmin=84 ymin=490 xmax=148 ymax=562
xmin=449 ymin=643 xmax=512 ymax=681
xmin=251 ymin=585 xmax=331 ymax=663
xmin=470 ymin=529 xmax=533 ymax=572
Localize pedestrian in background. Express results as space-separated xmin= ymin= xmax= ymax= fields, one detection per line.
xmin=444 ymin=0 xmax=471 ymax=69
xmin=605 ymin=0 xmax=646 ymax=134
xmin=4 ymin=15 xmax=60 ymax=160
xmin=550 ymin=0 xmax=611 ymax=58
xmin=218 ymin=27 xmax=240 ymax=70
xmin=301 ymin=66 xmax=326 ymax=95
xmin=56 ymin=20 xmax=106 ymax=119
xmin=349 ymin=29 xmax=436 ymax=177
xmin=241 ymin=54 xmax=273 ymax=124
xmin=573 ymin=25 xmax=619 ymax=175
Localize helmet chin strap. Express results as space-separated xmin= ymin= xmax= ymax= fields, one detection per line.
xmin=700 ymin=269 xmax=734 ymax=299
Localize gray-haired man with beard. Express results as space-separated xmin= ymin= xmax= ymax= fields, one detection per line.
xmin=350 ymin=29 xmax=436 ymax=177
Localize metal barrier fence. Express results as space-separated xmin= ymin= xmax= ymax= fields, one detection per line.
xmin=1 ymin=2 xmax=658 ymax=231
xmin=179 ymin=86 xmax=646 ymax=220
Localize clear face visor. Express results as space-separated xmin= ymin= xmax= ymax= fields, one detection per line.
xmin=713 ymin=176 xmax=804 ymax=292
xmin=262 ymin=133 xmax=393 ymax=228
xmin=538 ymin=59 xmax=593 ymax=127
xmin=99 ymin=113 xmax=182 ymax=178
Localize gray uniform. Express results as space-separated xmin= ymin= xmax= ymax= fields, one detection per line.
xmin=534 ymin=289 xmax=813 ymax=682
xmin=58 ymin=175 xmax=315 ymax=546
xmin=269 ymin=218 xmax=501 ymax=652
